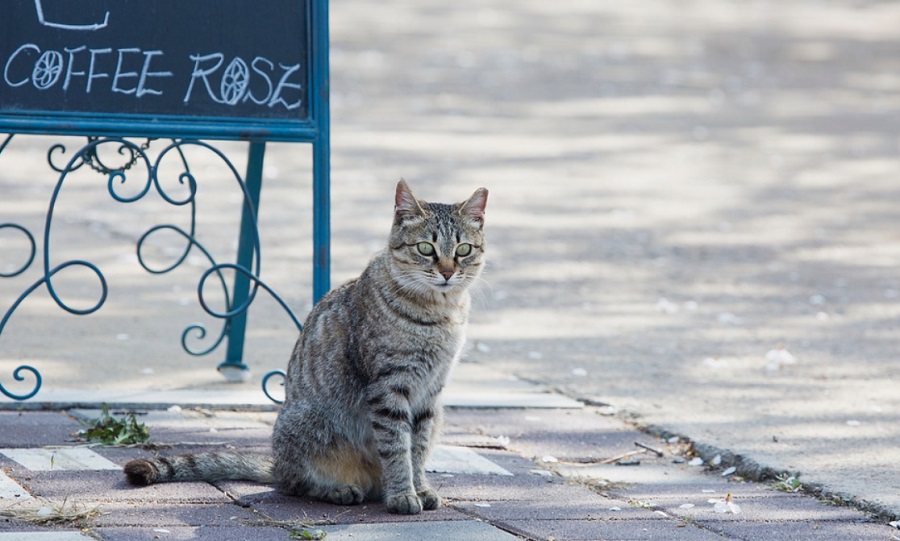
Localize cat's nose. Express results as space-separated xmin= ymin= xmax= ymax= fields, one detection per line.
xmin=440 ymin=270 xmax=454 ymax=281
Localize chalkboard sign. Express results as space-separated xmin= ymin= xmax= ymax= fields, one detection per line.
xmin=0 ymin=0 xmax=326 ymax=141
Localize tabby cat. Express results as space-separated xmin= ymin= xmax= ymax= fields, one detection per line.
xmin=124 ymin=180 xmax=488 ymax=515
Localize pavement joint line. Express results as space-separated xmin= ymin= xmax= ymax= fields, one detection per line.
xmin=0 ymin=448 xmax=120 ymax=471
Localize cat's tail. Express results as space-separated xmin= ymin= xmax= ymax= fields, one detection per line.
xmin=124 ymin=452 xmax=276 ymax=485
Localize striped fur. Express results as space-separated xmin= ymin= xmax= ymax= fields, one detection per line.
xmin=124 ymin=180 xmax=488 ymax=515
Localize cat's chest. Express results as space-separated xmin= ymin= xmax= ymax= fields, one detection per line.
xmin=376 ymin=322 xmax=463 ymax=389
xmin=402 ymin=319 xmax=466 ymax=362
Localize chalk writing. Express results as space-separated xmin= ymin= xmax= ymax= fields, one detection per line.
xmin=4 ymin=44 xmax=174 ymax=98
xmin=183 ymin=54 xmax=302 ymax=110
xmin=3 ymin=44 xmax=302 ymax=111
xmin=34 ymin=0 xmax=110 ymax=31
xmin=1 ymin=1 xmax=310 ymax=123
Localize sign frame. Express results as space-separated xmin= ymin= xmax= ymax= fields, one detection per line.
xmin=0 ymin=0 xmax=330 ymax=144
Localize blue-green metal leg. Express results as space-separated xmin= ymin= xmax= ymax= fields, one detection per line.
xmin=312 ymin=138 xmax=330 ymax=302
xmin=218 ymin=141 xmax=265 ymax=381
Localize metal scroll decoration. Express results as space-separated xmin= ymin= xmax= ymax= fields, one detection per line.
xmin=0 ymin=135 xmax=301 ymax=401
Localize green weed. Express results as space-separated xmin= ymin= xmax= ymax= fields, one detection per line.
xmin=76 ymin=404 xmax=150 ymax=446
xmin=772 ymin=473 xmax=803 ymax=493
xmin=289 ymin=528 xmax=327 ymax=540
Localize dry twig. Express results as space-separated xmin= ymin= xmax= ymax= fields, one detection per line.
xmin=634 ymin=441 xmax=664 ymax=457
xmin=598 ymin=449 xmax=647 ymax=465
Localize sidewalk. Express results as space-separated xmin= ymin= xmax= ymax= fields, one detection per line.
xmin=1 ymin=364 xmax=896 ymax=541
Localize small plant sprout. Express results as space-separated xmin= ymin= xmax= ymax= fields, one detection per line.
xmin=76 ymin=404 xmax=150 ymax=446
xmin=773 ymin=473 xmax=803 ymax=493
xmin=710 ymin=493 xmax=741 ymax=514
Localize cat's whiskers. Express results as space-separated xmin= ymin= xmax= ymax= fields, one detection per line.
xmin=469 ymin=276 xmax=492 ymax=308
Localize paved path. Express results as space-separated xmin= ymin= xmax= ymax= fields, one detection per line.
xmin=2 ymin=0 xmax=900 ymax=533
xmin=0 ymin=367 xmax=896 ymax=540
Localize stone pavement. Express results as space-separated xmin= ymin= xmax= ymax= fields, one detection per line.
xmin=0 ymin=365 xmax=897 ymax=541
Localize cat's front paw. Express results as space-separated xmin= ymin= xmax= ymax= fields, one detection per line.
xmin=385 ymin=492 xmax=423 ymax=515
xmin=418 ymin=488 xmax=441 ymax=510
xmin=325 ymin=484 xmax=366 ymax=506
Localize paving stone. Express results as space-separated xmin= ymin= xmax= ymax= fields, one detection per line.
xmin=92 ymin=501 xmax=259 ymax=528
xmin=427 ymin=445 xmax=513 ymax=476
xmin=704 ymin=519 xmax=897 ymax=541
xmin=439 ymin=427 xmax=508 ymax=449
xmin=0 ymin=469 xmax=32 ymax=503
xmin=455 ymin=496 xmax=663 ymax=522
xmin=320 ymin=520 xmax=522 ymax=540
xmin=435 ymin=472 xmax=578 ymax=504
xmin=16 ymin=470 xmax=230 ymax=504
xmin=0 ymin=448 xmax=120 ymax=471
xmin=463 ymin=448 xmax=557 ymax=476
xmin=446 ymin=408 xmax=660 ymax=462
xmin=141 ymin=427 xmax=274 ymax=447
xmin=0 ymin=412 xmax=80 ymax=447
xmin=609 ymin=484 xmax=780 ymax=515
xmin=427 ymin=453 xmax=568 ymax=503
xmin=91 ymin=525 xmax=290 ymax=540
xmin=444 ymin=363 xmax=583 ymax=410
xmin=661 ymin=492 xmax=881 ymax=523
xmin=445 ymin=390 xmax=584 ymax=409
xmin=556 ymin=462 xmax=717 ymax=489
xmin=0 ymin=533 xmax=93 ymax=540
xmin=493 ymin=518 xmax=726 ymax=541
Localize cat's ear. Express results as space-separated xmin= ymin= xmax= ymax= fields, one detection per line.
xmin=395 ymin=179 xmax=425 ymax=223
xmin=459 ymin=187 xmax=488 ymax=224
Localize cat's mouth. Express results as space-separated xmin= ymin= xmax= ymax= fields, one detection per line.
xmin=432 ymin=278 xmax=458 ymax=290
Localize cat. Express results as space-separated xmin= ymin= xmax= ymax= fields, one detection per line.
xmin=124 ymin=180 xmax=488 ymax=515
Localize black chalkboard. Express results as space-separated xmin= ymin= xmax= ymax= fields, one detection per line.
xmin=0 ymin=0 xmax=321 ymax=141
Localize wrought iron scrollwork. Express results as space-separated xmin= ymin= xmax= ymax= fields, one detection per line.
xmin=0 ymin=223 xmax=35 ymax=278
xmin=262 ymin=369 xmax=287 ymax=404
xmin=0 ymin=135 xmax=303 ymax=401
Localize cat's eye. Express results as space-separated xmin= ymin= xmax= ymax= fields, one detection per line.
xmin=455 ymin=243 xmax=473 ymax=257
xmin=416 ymin=242 xmax=435 ymax=256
